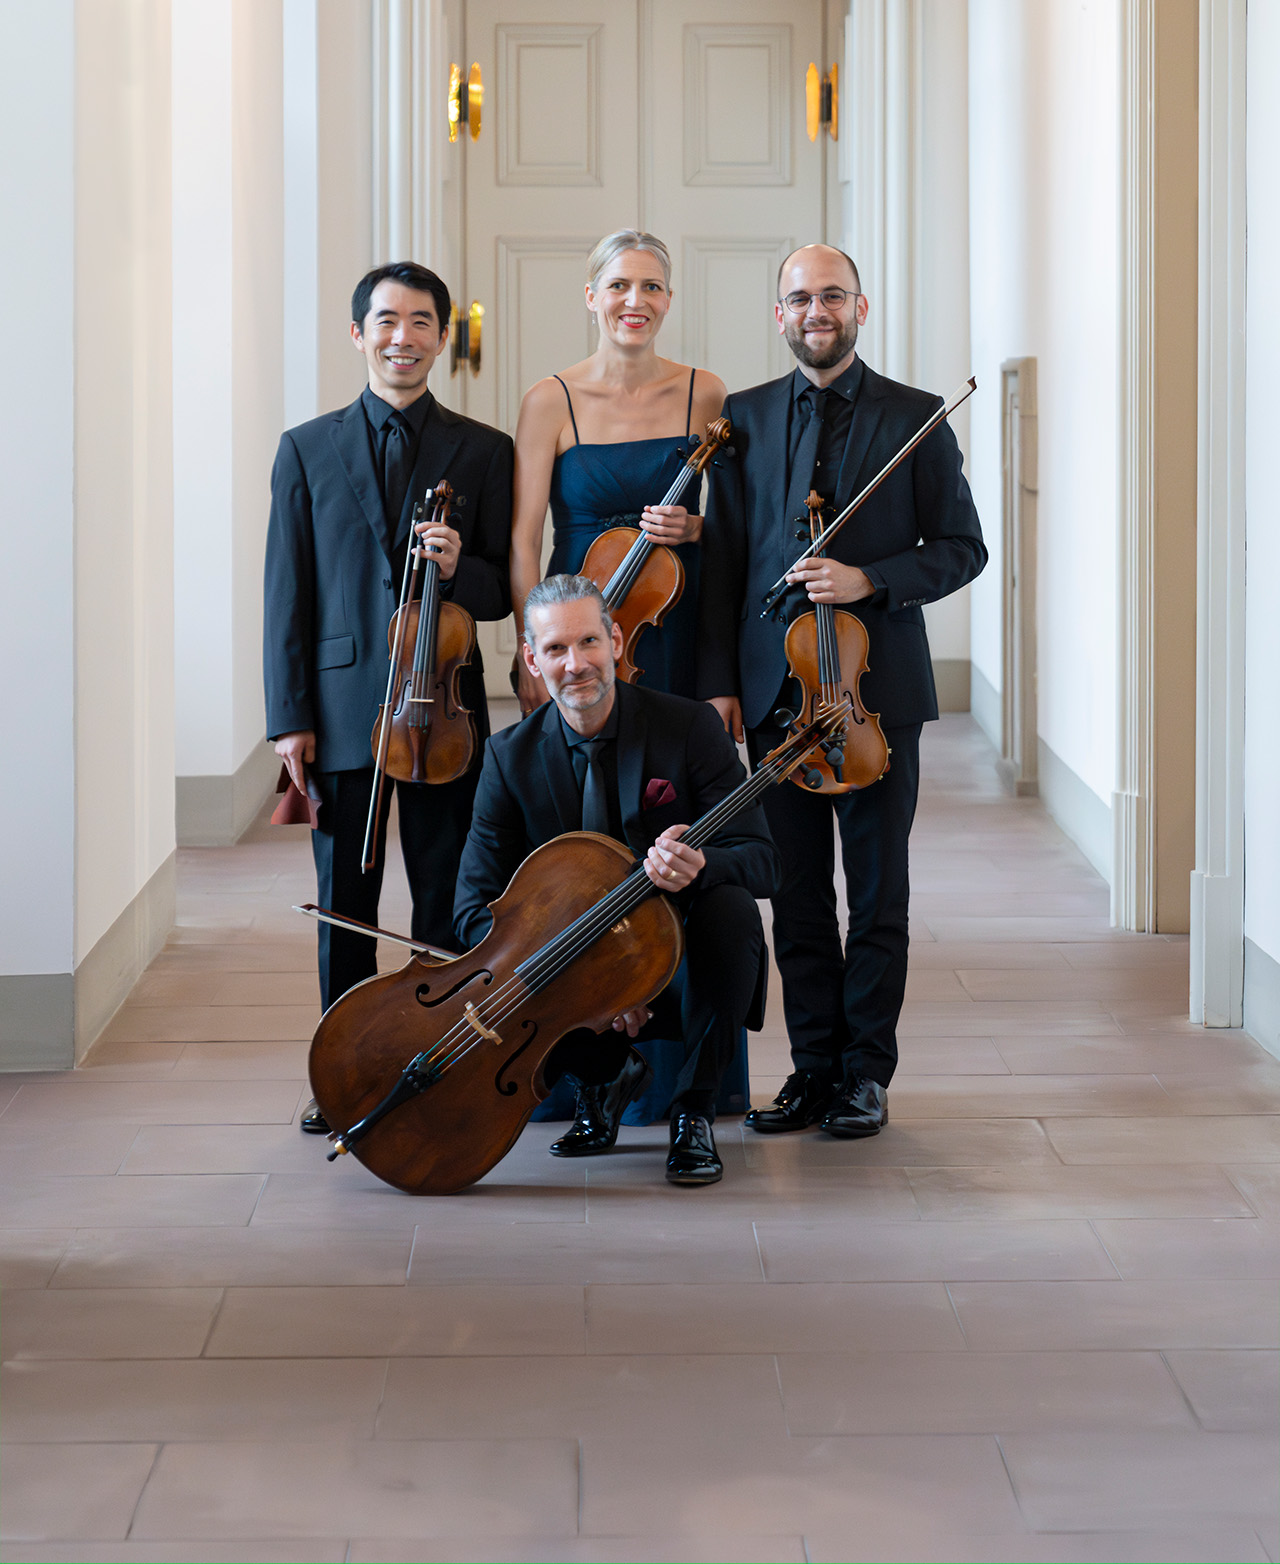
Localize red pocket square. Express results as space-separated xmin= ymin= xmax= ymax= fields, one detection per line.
xmin=643 ymin=778 xmax=677 ymax=809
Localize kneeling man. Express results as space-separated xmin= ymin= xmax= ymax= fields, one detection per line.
xmin=454 ymin=575 xmax=780 ymax=1185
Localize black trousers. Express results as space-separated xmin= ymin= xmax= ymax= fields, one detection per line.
xmin=547 ymin=881 xmax=764 ymax=1121
xmin=310 ymin=765 xmax=480 ymax=1012
xmin=747 ymin=719 xmax=922 ymax=1089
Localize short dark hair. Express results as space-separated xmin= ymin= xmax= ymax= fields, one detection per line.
xmin=523 ymin=575 xmax=613 ymax=645
xmin=776 ymin=245 xmax=861 ymax=297
xmin=351 ymin=263 xmax=451 ymax=334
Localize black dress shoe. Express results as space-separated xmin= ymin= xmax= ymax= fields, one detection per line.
xmin=299 ymin=1098 xmax=331 ymax=1135
xmin=820 ymin=1077 xmax=888 ymax=1139
xmin=745 ymin=1069 xmax=838 ymax=1134
xmin=665 ymin=1112 xmax=722 ymax=1185
xmin=549 ymin=1049 xmax=653 ymax=1157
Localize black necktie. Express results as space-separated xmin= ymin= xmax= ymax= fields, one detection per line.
xmin=382 ymin=411 xmax=413 ymax=529
xmin=783 ymin=388 xmax=826 ymax=565
xmin=579 ymin=738 xmax=611 ymax=835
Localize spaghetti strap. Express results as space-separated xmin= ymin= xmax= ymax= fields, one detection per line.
xmin=685 ymin=367 xmax=696 ymax=438
xmin=552 ymin=375 xmax=580 ymax=446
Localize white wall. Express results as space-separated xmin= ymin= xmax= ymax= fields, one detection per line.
xmin=0 ymin=1 xmax=77 ymax=979
xmin=1244 ymin=0 xmax=1280 ymax=970
xmin=172 ymin=0 xmax=284 ymax=787
xmin=74 ymin=0 xmax=176 ymax=964
xmin=967 ymin=0 xmax=1119 ymax=807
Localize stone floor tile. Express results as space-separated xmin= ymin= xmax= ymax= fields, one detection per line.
xmin=1163 ymin=1349 xmax=1280 ymax=1430
xmin=948 ymin=1278 xmax=1280 ymax=1350
xmin=739 ymin=1117 xmax=1058 ymax=1169
xmin=1044 ymin=1115 xmax=1280 ymax=1163
xmin=1 ymin=1080 xmax=302 ymax=1126
xmin=205 ymin=1283 xmax=586 ymax=1357
xmin=0 ymin=1358 xmax=387 ymax=1441
xmin=0 ymin=1121 xmax=140 ymax=1178
xmin=0 ymin=1287 xmax=221 ymax=1360
xmin=804 ymin=1528 xmax=1269 ymax=1563
xmin=755 ymin=1217 xmax=1115 ymax=1282
xmin=907 ymin=1164 xmax=1253 ymax=1219
xmin=994 ymin=1033 xmax=1272 ymax=1075
xmin=0 ymin=1443 xmax=157 ymax=1541
xmin=890 ymin=1074 xmax=1171 ymax=1116
xmin=249 ymin=1168 xmax=587 ymax=1230
xmin=891 ymin=1037 xmax=1013 ymax=1073
xmin=777 ymin=1349 xmax=1193 ymax=1433
xmin=375 ymin=1353 xmax=786 ymax=1440
xmin=349 ymin=1538 xmax=807 ymax=1563
xmin=0 ymin=1229 xmax=71 ymax=1289
xmin=0 ymin=1173 xmax=264 ymax=1228
xmin=0 ymin=1546 xmax=347 ymax=1563
xmin=130 ymin=1439 xmax=579 ymax=1539
xmin=579 ymin=1430 xmax=1024 ymax=1535
xmin=407 ymin=1217 xmax=763 ymax=1284
xmin=49 ymin=1225 xmax=412 ymax=1287
xmin=998 ymin=1430 xmax=1280 ymax=1534
xmin=119 ymin=1123 xmax=332 ymax=1175
xmin=1092 ymin=1215 xmax=1280 ymax=1279
xmin=584 ymin=1281 xmax=964 ymax=1354
xmin=99 ymin=1003 xmax=320 ymax=1044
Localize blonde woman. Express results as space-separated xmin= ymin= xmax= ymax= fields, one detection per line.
xmin=510 ymin=229 xmax=727 ymax=711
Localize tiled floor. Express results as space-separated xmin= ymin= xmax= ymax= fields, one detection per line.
xmin=2 ymin=715 xmax=1277 ymax=1564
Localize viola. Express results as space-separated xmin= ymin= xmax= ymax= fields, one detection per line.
xmin=580 ymin=417 xmax=730 ymax=684
xmin=361 ymin=481 xmax=477 ymax=871
xmin=781 ymin=491 xmax=889 ymax=794
xmin=308 ymin=705 xmax=848 ymax=1195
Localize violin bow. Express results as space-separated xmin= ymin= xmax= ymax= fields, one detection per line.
xmin=760 ymin=375 xmax=977 ymax=619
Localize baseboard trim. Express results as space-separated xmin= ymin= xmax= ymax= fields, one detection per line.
xmin=73 ymin=852 xmax=176 ymax=1063
xmin=177 ymin=741 xmax=280 ymax=847
xmin=1245 ymin=937 xmax=1280 ymax=1063
xmin=0 ymin=853 xmax=175 ymax=1072
xmin=969 ymin=661 xmax=1000 ymax=750
xmin=932 ymin=658 xmax=971 ymax=713
xmin=1038 ymin=738 xmax=1113 ymax=884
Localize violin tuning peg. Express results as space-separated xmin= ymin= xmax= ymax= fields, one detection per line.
xmin=801 ymin=766 xmax=824 ymax=791
xmin=773 ymin=707 xmax=798 ymax=730
xmin=823 ymin=746 xmax=844 ymax=769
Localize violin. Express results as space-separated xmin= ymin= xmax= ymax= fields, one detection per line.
xmin=580 ymin=417 xmax=731 ymax=684
xmin=308 ymin=705 xmax=849 ymax=1195
xmin=361 ymin=481 xmax=477 ymax=872
xmin=781 ymin=491 xmax=889 ymax=794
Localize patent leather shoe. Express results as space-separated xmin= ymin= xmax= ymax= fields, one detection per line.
xmin=665 ymin=1112 xmax=722 ymax=1185
xmin=299 ymin=1098 xmax=331 ymax=1135
xmin=549 ymin=1048 xmax=653 ymax=1157
xmin=820 ymin=1077 xmax=888 ymax=1139
xmin=745 ymin=1069 xmax=837 ymax=1134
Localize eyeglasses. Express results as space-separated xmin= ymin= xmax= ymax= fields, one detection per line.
xmin=779 ymin=288 xmax=860 ymax=314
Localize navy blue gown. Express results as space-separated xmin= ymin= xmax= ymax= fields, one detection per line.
xmin=530 ymin=371 xmax=751 ymax=1125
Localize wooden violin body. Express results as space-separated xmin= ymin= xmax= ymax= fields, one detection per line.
xmin=308 ymin=833 xmax=684 ymax=1195
xmin=576 ymin=417 xmax=729 ymax=686
xmin=783 ymin=608 xmax=889 ymax=793
xmin=784 ymin=490 xmax=889 ymax=795
xmin=372 ymin=595 xmax=477 ymax=785
xmin=580 ymin=525 xmax=684 ymax=685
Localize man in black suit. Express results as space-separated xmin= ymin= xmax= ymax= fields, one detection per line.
xmin=264 ymin=262 xmax=512 ymax=1130
xmin=454 ymin=575 xmax=780 ymax=1185
xmin=698 ymin=244 xmax=985 ymax=1139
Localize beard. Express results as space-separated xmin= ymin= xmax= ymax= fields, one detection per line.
xmin=785 ymin=314 xmax=859 ymax=370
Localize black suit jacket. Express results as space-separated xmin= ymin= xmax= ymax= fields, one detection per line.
xmin=264 ymin=392 xmax=513 ymax=772
xmin=453 ymin=681 xmax=781 ymax=950
xmin=697 ymin=361 xmax=986 ymax=730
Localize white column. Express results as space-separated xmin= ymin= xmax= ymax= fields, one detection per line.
xmin=172 ymin=0 xmax=285 ymax=845
xmin=1190 ymin=0 xmax=1246 ymax=1025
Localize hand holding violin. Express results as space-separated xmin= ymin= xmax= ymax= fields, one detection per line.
xmin=413 ymin=517 xmax=462 ymax=579
xmin=640 ymin=504 xmax=702 ymax=546
xmin=786 ymin=557 xmax=877 ymax=604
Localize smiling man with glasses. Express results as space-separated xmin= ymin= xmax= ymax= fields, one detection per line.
xmin=696 ymin=243 xmax=986 ymax=1144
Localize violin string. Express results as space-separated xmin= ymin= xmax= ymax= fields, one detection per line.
xmin=603 ymin=456 xmax=698 ymax=603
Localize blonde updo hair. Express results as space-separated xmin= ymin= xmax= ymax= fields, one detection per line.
xmin=586 ymin=229 xmax=672 ymax=296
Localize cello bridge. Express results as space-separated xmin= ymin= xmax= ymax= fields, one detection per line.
xmin=463 ymin=1001 xmax=501 ymax=1045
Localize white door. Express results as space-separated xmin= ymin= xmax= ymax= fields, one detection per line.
xmin=445 ymin=0 xmax=832 ymax=690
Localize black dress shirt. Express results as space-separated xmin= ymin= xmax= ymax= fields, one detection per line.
xmin=362 ymin=385 xmax=435 ymax=518
xmin=560 ymin=698 xmax=624 ymax=841
xmin=788 ymin=356 xmax=864 ymax=509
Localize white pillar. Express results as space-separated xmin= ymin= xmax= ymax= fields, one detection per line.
xmin=0 ymin=0 xmax=176 ymax=1068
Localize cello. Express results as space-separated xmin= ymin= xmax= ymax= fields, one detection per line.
xmin=580 ymin=417 xmax=730 ymax=684
xmin=781 ymin=491 xmax=889 ymax=794
xmin=361 ymin=480 xmax=478 ymax=871
xmin=308 ymin=705 xmax=849 ymax=1195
